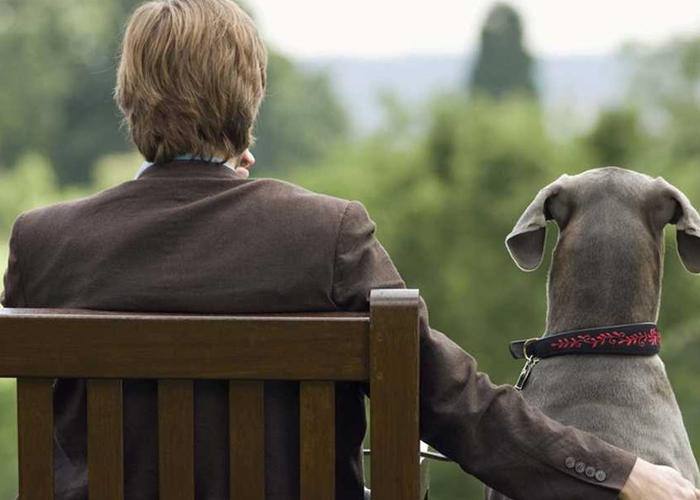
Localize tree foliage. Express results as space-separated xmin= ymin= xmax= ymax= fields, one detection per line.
xmin=254 ymin=52 xmax=349 ymax=175
xmin=586 ymin=107 xmax=646 ymax=167
xmin=468 ymin=3 xmax=538 ymax=101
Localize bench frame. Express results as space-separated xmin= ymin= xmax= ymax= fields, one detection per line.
xmin=0 ymin=289 xmax=427 ymax=500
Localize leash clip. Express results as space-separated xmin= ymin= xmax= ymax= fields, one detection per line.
xmin=514 ymin=338 xmax=540 ymax=391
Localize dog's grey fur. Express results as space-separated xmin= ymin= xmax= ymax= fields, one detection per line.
xmin=486 ymin=167 xmax=700 ymax=500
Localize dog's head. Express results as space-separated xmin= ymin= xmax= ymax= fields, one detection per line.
xmin=506 ymin=167 xmax=700 ymax=329
xmin=506 ymin=167 xmax=700 ymax=275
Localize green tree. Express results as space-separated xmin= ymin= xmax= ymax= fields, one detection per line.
xmin=468 ymin=3 xmax=538 ymax=101
xmin=0 ymin=0 xmax=145 ymax=184
xmin=426 ymin=100 xmax=458 ymax=182
xmin=254 ymin=53 xmax=348 ymax=175
xmin=625 ymin=36 xmax=700 ymax=162
xmin=585 ymin=107 xmax=646 ymax=167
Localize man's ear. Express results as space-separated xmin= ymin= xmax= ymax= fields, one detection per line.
xmin=659 ymin=179 xmax=700 ymax=274
xmin=506 ymin=178 xmax=564 ymax=272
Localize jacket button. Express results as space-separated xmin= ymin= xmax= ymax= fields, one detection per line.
xmin=585 ymin=466 xmax=596 ymax=478
xmin=565 ymin=457 xmax=576 ymax=469
xmin=575 ymin=462 xmax=586 ymax=474
xmin=595 ymin=470 xmax=607 ymax=482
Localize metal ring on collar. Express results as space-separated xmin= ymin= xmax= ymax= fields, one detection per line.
xmin=522 ymin=338 xmax=540 ymax=362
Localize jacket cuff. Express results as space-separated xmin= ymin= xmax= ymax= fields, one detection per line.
xmin=537 ymin=425 xmax=637 ymax=498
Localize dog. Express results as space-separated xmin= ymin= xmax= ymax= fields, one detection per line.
xmin=485 ymin=167 xmax=700 ymax=500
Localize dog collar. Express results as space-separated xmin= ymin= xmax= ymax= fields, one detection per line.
xmin=510 ymin=323 xmax=661 ymax=390
xmin=510 ymin=323 xmax=661 ymax=360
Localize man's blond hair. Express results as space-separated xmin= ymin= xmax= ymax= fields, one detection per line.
xmin=115 ymin=0 xmax=267 ymax=163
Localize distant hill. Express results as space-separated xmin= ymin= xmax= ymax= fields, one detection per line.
xmin=300 ymin=53 xmax=632 ymax=134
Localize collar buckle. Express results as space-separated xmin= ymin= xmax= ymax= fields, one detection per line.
xmin=522 ymin=337 xmax=540 ymax=362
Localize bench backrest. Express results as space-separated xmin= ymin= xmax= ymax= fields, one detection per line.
xmin=0 ymin=289 xmax=421 ymax=500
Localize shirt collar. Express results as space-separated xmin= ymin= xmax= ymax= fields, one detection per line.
xmin=136 ymin=154 xmax=237 ymax=180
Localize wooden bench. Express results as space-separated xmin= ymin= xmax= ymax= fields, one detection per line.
xmin=0 ymin=289 xmax=430 ymax=500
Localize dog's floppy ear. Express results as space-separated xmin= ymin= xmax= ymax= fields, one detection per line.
xmin=659 ymin=179 xmax=700 ymax=274
xmin=506 ymin=177 xmax=564 ymax=272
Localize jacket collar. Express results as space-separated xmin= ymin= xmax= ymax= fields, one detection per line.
xmin=136 ymin=160 xmax=244 ymax=180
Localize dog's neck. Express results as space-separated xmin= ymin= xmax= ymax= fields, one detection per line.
xmin=544 ymin=237 xmax=664 ymax=336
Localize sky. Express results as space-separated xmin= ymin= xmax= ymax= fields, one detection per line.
xmin=248 ymin=0 xmax=700 ymax=59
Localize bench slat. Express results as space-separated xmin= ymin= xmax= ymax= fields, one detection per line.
xmin=229 ymin=381 xmax=265 ymax=500
xmin=158 ymin=380 xmax=195 ymax=500
xmin=369 ymin=292 xmax=420 ymax=500
xmin=300 ymin=382 xmax=335 ymax=500
xmin=0 ymin=314 xmax=369 ymax=381
xmin=17 ymin=378 xmax=54 ymax=500
xmin=88 ymin=379 xmax=124 ymax=500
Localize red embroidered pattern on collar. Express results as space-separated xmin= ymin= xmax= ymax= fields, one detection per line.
xmin=550 ymin=328 xmax=661 ymax=350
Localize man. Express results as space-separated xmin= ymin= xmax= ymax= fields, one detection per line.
xmin=2 ymin=1 xmax=699 ymax=499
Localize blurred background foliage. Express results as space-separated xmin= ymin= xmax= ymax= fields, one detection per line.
xmin=0 ymin=1 xmax=699 ymax=499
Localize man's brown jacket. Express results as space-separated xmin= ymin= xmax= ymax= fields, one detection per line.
xmin=1 ymin=161 xmax=636 ymax=500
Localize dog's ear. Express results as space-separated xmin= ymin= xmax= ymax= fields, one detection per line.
xmin=506 ymin=177 xmax=565 ymax=272
xmin=658 ymin=178 xmax=700 ymax=274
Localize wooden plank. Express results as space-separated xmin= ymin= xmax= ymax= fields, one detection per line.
xmin=229 ymin=381 xmax=265 ymax=500
xmin=0 ymin=309 xmax=369 ymax=319
xmin=369 ymin=290 xmax=420 ymax=500
xmin=17 ymin=378 xmax=54 ymax=500
xmin=300 ymin=382 xmax=335 ymax=500
xmin=158 ymin=380 xmax=195 ymax=500
xmin=0 ymin=312 xmax=369 ymax=381
xmin=88 ymin=379 xmax=124 ymax=500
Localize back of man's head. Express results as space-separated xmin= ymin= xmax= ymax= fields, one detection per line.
xmin=114 ymin=0 xmax=268 ymax=164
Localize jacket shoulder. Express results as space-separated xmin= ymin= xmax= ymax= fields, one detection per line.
xmin=20 ymin=181 xmax=132 ymax=217
xmin=251 ymin=178 xmax=350 ymax=209
xmin=246 ymin=178 xmax=355 ymax=228
xmin=12 ymin=182 xmax=139 ymax=242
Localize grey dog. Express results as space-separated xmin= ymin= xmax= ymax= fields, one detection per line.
xmin=485 ymin=167 xmax=700 ymax=500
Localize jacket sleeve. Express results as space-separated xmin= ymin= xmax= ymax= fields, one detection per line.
xmin=2 ymin=214 xmax=26 ymax=308
xmin=331 ymin=201 xmax=636 ymax=500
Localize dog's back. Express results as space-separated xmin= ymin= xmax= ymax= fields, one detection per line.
xmin=522 ymin=356 xmax=699 ymax=483
xmin=486 ymin=355 xmax=700 ymax=500
xmin=487 ymin=168 xmax=700 ymax=500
